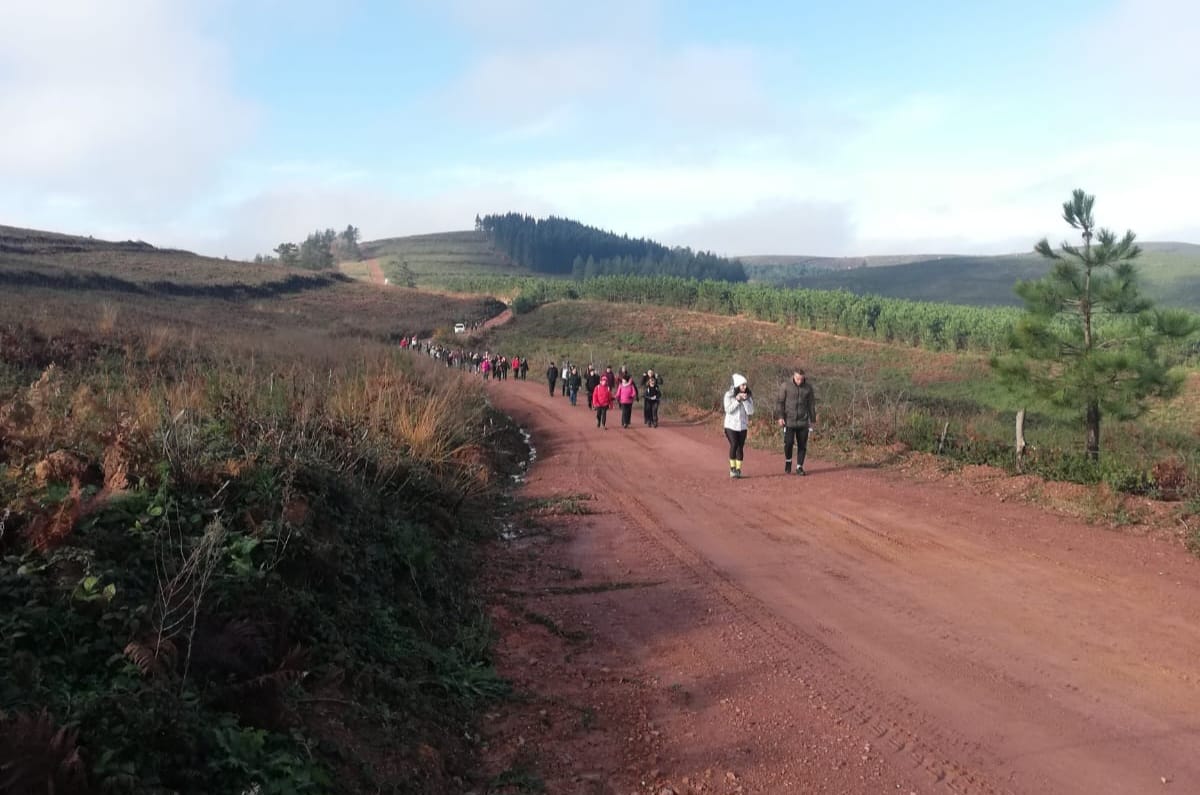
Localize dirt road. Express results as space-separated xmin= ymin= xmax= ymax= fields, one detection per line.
xmin=482 ymin=376 xmax=1200 ymax=794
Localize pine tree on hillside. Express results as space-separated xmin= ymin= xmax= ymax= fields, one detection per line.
xmin=992 ymin=189 xmax=1198 ymax=460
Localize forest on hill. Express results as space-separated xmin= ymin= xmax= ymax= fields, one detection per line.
xmin=476 ymin=212 xmax=747 ymax=282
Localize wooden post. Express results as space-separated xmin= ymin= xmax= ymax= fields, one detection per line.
xmin=937 ymin=421 xmax=949 ymax=455
xmin=1015 ymin=409 xmax=1027 ymax=471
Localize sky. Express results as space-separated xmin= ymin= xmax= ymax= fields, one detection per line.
xmin=1 ymin=0 xmax=1197 ymax=259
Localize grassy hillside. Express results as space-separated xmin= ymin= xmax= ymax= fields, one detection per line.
xmin=0 ymin=223 xmax=340 ymax=296
xmin=358 ymin=230 xmax=528 ymax=283
xmin=0 ymin=231 xmax=521 ymax=793
xmin=745 ymin=243 xmax=1200 ymax=310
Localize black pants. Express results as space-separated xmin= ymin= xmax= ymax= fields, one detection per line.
xmin=595 ymin=406 xmax=608 ymax=427
xmin=784 ymin=425 xmax=810 ymax=467
xmin=725 ymin=428 xmax=747 ymax=460
xmin=644 ymin=400 xmax=659 ymax=426
xmin=620 ymin=403 xmax=633 ymax=427
xmin=548 ymin=379 xmax=556 ymax=396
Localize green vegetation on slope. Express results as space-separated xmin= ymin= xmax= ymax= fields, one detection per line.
xmin=745 ymin=243 xmax=1200 ymax=311
xmin=362 ymin=231 xmax=528 ymax=284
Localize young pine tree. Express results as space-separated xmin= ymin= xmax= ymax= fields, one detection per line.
xmin=992 ymin=189 xmax=1198 ymax=460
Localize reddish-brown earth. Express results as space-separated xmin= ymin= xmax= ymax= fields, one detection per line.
xmin=476 ymin=376 xmax=1200 ymax=795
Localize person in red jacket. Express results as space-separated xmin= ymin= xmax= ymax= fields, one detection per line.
xmin=615 ymin=374 xmax=639 ymax=429
xmin=592 ymin=375 xmax=613 ymax=429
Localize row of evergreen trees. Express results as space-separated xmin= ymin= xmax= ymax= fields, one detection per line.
xmin=255 ymin=225 xmax=360 ymax=269
xmin=476 ymin=212 xmax=747 ymax=282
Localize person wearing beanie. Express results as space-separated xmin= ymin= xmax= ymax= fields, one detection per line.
xmin=723 ymin=373 xmax=755 ymax=478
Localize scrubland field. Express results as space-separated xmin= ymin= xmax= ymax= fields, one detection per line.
xmin=0 ymin=247 xmax=521 ymax=793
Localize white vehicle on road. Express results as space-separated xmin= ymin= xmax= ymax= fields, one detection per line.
xmin=454 ymin=322 xmax=467 ymax=334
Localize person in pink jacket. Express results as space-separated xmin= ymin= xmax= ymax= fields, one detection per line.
xmin=615 ymin=374 xmax=639 ymax=429
xmin=592 ymin=375 xmax=614 ymax=429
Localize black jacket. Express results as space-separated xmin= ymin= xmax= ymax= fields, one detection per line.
xmin=776 ymin=380 xmax=816 ymax=426
xmin=546 ymin=366 xmax=559 ymax=383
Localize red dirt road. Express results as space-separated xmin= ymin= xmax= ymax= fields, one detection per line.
xmin=482 ymin=376 xmax=1200 ymax=794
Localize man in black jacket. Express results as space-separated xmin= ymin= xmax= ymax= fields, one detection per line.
xmin=775 ymin=369 xmax=817 ymax=475
xmin=584 ymin=365 xmax=601 ymax=409
xmin=546 ymin=362 xmax=559 ymax=397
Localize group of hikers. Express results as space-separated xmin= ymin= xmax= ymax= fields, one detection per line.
xmin=543 ymin=362 xmax=663 ymax=430
xmin=540 ymin=359 xmax=817 ymax=480
xmin=400 ymin=334 xmax=818 ymax=479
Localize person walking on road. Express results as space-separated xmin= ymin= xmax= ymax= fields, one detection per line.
xmin=643 ymin=376 xmax=661 ymax=427
xmin=723 ymin=373 xmax=755 ymax=478
xmin=546 ymin=361 xmax=559 ymax=397
xmin=584 ymin=365 xmax=600 ymax=410
xmin=616 ymin=374 xmax=639 ymax=429
xmin=592 ymin=375 xmax=613 ymax=429
xmin=775 ymin=369 xmax=817 ymax=475
xmin=567 ymin=366 xmax=583 ymax=406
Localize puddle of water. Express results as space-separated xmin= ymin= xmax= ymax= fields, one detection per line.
xmin=510 ymin=426 xmax=536 ymax=485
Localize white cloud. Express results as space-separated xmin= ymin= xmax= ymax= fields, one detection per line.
xmin=663 ymin=199 xmax=856 ymax=257
xmin=174 ymin=180 xmax=554 ymax=258
xmin=437 ymin=0 xmax=661 ymax=47
xmin=0 ymin=0 xmax=254 ymax=227
xmin=435 ymin=1 xmax=780 ymax=142
xmin=1082 ymin=0 xmax=1200 ymax=108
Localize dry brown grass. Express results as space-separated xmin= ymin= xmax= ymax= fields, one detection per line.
xmin=0 ymin=273 xmax=508 ymax=560
xmin=97 ymin=301 xmax=119 ymax=336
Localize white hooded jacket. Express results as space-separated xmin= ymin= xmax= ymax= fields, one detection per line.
xmin=722 ymin=374 xmax=754 ymax=431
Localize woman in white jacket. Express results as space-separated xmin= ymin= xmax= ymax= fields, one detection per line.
xmin=723 ymin=373 xmax=754 ymax=478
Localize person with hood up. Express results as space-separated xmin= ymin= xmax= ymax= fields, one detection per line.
xmin=616 ymin=373 xmax=639 ymax=429
xmin=592 ymin=375 xmax=614 ymax=429
xmin=723 ymin=373 xmax=755 ymax=478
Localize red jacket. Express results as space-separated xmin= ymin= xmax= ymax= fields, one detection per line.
xmin=592 ymin=382 xmax=613 ymax=409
